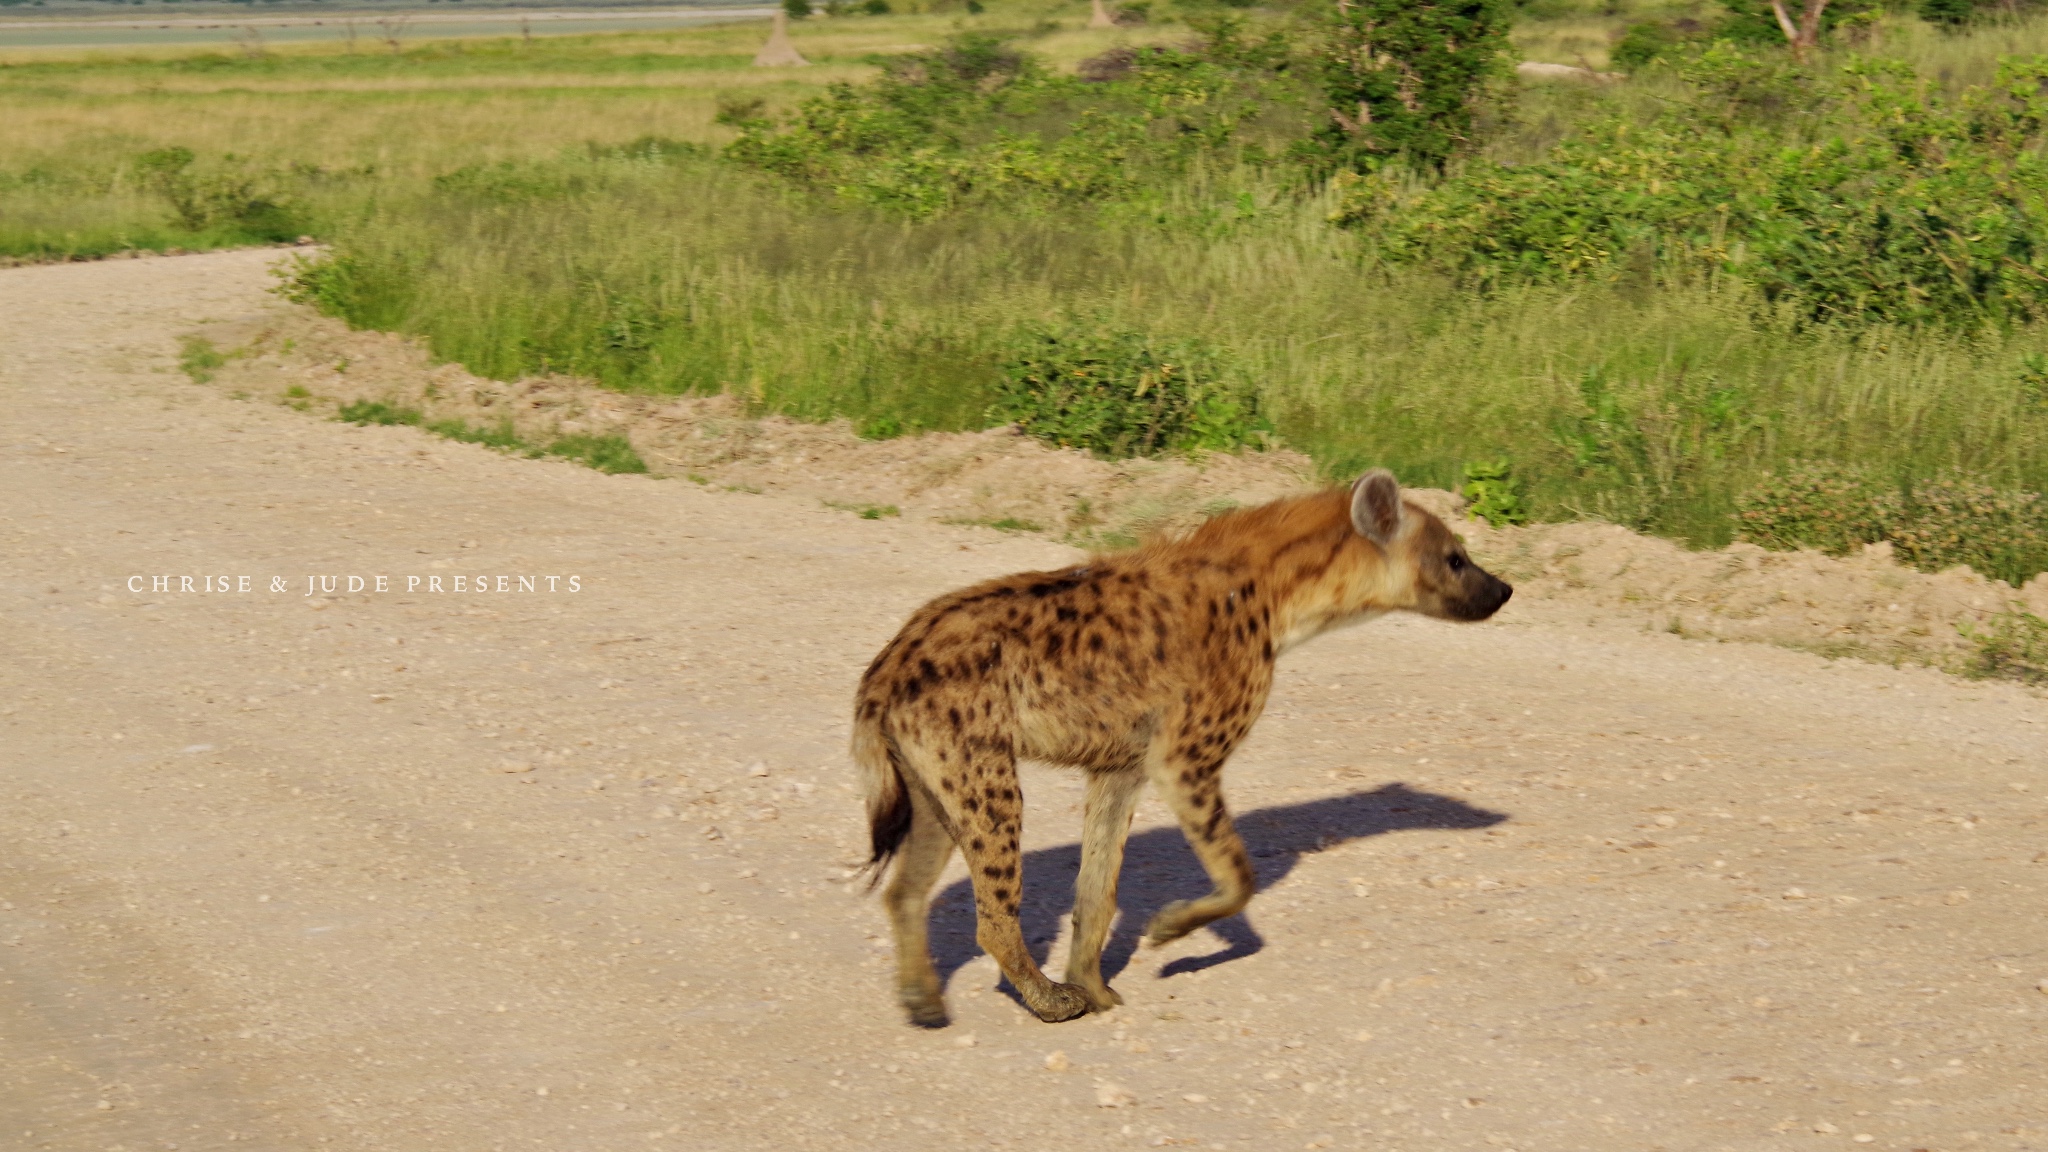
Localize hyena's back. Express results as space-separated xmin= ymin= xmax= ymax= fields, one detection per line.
xmin=857 ymin=548 xmax=1272 ymax=778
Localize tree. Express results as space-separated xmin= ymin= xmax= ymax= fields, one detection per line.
xmin=1312 ymin=0 xmax=1511 ymax=172
xmin=1767 ymin=0 xmax=1828 ymax=62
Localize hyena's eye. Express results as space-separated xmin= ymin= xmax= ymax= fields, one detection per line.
xmin=1447 ymin=553 xmax=1468 ymax=573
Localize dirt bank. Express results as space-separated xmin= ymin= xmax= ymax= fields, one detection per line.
xmin=195 ymin=304 xmax=2048 ymax=674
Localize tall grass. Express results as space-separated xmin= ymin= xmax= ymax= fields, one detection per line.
xmin=0 ymin=12 xmax=1187 ymax=259
xmin=16 ymin=3 xmax=2048 ymax=557
xmin=300 ymin=150 xmax=2048 ymax=546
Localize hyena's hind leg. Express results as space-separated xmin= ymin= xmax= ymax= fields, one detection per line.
xmin=1062 ymin=766 xmax=1145 ymax=1012
xmin=934 ymin=746 xmax=1090 ymax=1023
xmin=882 ymin=786 xmax=955 ymax=1028
xmin=1143 ymin=745 xmax=1257 ymax=947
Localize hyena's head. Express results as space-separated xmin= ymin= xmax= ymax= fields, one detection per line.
xmin=1351 ymin=469 xmax=1513 ymax=622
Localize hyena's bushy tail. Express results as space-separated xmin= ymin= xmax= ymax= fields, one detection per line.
xmin=853 ymin=703 xmax=913 ymax=888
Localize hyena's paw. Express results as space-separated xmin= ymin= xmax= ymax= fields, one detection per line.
xmin=1143 ymin=900 xmax=1201 ymax=947
xmin=1024 ymin=982 xmax=1092 ymax=1023
xmin=899 ymin=986 xmax=950 ymax=1029
xmin=1076 ymin=981 xmax=1124 ymax=1013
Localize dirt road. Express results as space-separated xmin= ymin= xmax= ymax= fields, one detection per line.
xmin=3 ymin=250 xmax=2045 ymax=1152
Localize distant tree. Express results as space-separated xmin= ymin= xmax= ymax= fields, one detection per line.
xmin=783 ymin=0 xmax=812 ymax=18
xmin=1765 ymin=0 xmax=1829 ymax=63
xmin=1312 ymin=0 xmax=1512 ymax=171
xmin=1919 ymin=0 xmax=1975 ymax=28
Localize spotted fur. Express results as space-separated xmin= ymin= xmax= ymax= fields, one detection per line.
xmin=852 ymin=470 xmax=1512 ymax=1026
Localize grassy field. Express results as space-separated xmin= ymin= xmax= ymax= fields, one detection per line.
xmin=10 ymin=1 xmax=2048 ymax=571
xmin=0 ymin=8 xmax=1179 ymax=258
xmin=306 ymin=151 xmax=2048 ymax=548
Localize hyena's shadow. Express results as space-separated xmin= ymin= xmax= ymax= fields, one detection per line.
xmin=926 ymin=782 xmax=1507 ymax=994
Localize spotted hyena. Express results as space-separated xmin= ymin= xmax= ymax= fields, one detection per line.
xmin=851 ymin=470 xmax=1512 ymax=1026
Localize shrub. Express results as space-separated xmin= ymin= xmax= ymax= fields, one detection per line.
xmin=2020 ymin=352 xmax=2048 ymax=410
xmin=725 ymin=30 xmax=1305 ymax=215
xmin=1461 ymin=459 xmax=1528 ymax=526
xmin=989 ymin=326 xmax=1268 ymax=459
xmin=546 ymin=433 xmax=649 ymax=474
xmin=135 ymin=146 xmax=303 ymax=241
xmin=1609 ymin=22 xmax=1685 ymax=71
xmin=1889 ymin=476 xmax=2048 ymax=586
xmin=1738 ymin=465 xmax=2048 ymax=585
xmin=1919 ymin=0 xmax=1977 ymax=29
xmin=337 ymin=399 xmax=422 ymax=425
xmin=856 ymin=414 xmax=905 ymax=440
xmin=1734 ymin=463 xmax=1895 ymax=556
xmin=1310 ymin=0 xmax=1513 ymax=172
xmin=1961 ymin=610 xmax=2048 ymax=683
xmin=1337 ymin=50 xmax=2048 ymax=328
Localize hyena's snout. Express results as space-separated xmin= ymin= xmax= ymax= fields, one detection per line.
xmin=1451 ymin=567 xmax=1513 ymax=622
xmin=1476 ymin=571 xmax=1513 ymax=617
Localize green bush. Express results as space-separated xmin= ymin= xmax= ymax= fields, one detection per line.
xmin=1310 ymin=0 xmax=1513 ymax=171
xmin=856 ymin=414 xmax=905 ymax=440
xmin=1737 ymin=465 xmax=2048 ymax=585
xmin=989 ymin=326 xmax=1269 ymax=459
xmin=1919 ymin=0 xmax=1978 ymax=29
xmin=545 ymin=433 xmax=648 ymax=474
xmin=1461 ymin=459 xmax=1528 ymax=526
xmin=1609 ymin=22 xmax=1687 ymax=71
xmin=1734 ymin=462 xmax=1895 ymax=556
xmin=292 ymin=88 xmax=2048 ymax=551
xmin=1888 ymin=476 xmax=2048 ymax=586
xmin=724 ymin=29 xmax=1306 ymax=215
xmin=136 ymin=146 xmax=304 ymax=242
xmin=1336 ymin=48 xmax=2048 ymax=329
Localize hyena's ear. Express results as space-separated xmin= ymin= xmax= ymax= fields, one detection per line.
xmin=1350 ymin=469 xmax=1404 ymax=547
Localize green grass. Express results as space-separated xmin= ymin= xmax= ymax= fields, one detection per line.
xmin=826 ymin=500 xmax=903 ymax=519
xmin=336 ymin=398 xmax=421 ymax=426
xmin=945 ymin=514 xmax=1046 ymax=532
xmin=545 ymin=432 xmax=648 ymax=474
xmin=25 ymin=4 xmax=2048 ymax=580
xmin=0 ymin=7 xmax=1181 ymax=260
xmin=1961 ymin=610 xmax=2048 ymax=684
xmin=297 ymin=144 xmax=2048 ymax=550
xmin=335 ymin=397 xmax=516 ymax=447
xmin=335 ymin=398 xmax=646 ymax=473
xmin=177 ymin=334 xmax=228 ymax=383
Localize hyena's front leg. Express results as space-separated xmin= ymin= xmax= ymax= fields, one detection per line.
xmin=1062 ymin=767 xmax=1145 ymax=1012
xmin=883 ymin=787 xmax=955 ymax=1028
xmin=950 ymin=752 xmax=1090 ymax=1023
xmin=1144 ymin=747 xmax=1256 ymax=947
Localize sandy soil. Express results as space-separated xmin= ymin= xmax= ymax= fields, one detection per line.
xmin=4 ymin=248 xmax=2046 ymax=1152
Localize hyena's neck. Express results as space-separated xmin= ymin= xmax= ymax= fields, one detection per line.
xmin=1176 ymin=489 xmax=1381 ymax=657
